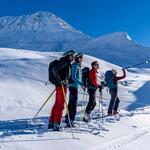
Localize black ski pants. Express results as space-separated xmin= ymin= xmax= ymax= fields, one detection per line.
xmin=85 ymin=88 xmax=97 ymax=115
xmin=65 ymin=87 xmax=78 ymax=123
xmin=108 ymin=88 xmax=120 ymax=114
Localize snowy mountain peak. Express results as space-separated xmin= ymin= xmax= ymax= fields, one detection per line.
xmin=110 ymin=32 xmax=132 ymax=41
xmin=0 ymin=11 xmax=78 ymax=32
xmin=95 ymin=32 xmax=132 ymax=42
xmin=0 ymin=11 xmax=90 ymax=51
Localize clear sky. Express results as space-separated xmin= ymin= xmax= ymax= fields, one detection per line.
xmin=0 ymin=0 xmax=150 ymax=47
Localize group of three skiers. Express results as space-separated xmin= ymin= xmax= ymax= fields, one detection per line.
xmin=48 ymin=50 xmax=126 ymax=131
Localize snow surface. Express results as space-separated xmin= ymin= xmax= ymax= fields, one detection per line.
xmin=0 ymin=48 xmax=150 ymax=150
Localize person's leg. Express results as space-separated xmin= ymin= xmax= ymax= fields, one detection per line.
xmin=49 ymin=87 xmax=58 ymax=128
xmin=85 ymin=89 xmax=96 ymax=115
xmin=49 ymin=103 xmax=56 ymax=124
xmin=70 ymin=87 xmax=78 ymax=122
xmin=53 ymin=86 xmax=67 ymax=130
xmin=108 ymin=89 xmax=117 ymax=114
xmin=113 ymin=96 xmax=120 ymax=114
xmin=65 ymin=87 xmax=77 ymax=123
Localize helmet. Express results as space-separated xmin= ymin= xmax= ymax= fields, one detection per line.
xmin=63 ymin=49 xmax=75 ymax=57
xmin=75 ymin=53 xmax=83 ymax=59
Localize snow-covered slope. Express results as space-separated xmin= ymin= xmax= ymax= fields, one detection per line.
xmin=0 ymin=47 xmax=119 ymax=120
xmin=0 ymin=47 xmax=150 ymax=118
xmin=0 ymin=48 xmax=150 ymax=150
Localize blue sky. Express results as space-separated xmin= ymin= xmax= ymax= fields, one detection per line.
xmin=0 ymin=0 xmax=150 ymax=47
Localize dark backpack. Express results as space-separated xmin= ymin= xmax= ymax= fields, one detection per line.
xmin=82 ymin=67 xmax=90 ymax=86
xmin=105 ymin=70 xmax=116 ymax=89
xmin=48 ymin=59 xmax=59 ymax=85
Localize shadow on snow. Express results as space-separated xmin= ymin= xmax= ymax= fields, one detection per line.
xmin=127 ymin=81 xmax=150 ymax=110
xmin=0 ymin=116 xmax=48 ymax=138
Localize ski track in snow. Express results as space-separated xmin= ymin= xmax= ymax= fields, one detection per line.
xmin=88 ymin=126 xmax=150 ymax=150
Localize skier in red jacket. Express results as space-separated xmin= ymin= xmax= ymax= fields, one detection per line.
xmin=83 ymin=61 xmax=102 ymax=122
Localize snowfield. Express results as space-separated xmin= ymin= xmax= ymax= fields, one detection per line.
xmin=0 ymin=48 xmax=150 ymax=150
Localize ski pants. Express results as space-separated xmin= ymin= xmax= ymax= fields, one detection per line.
xmin=108 ymin=88 xmax=120 ymax=114
xmin=65 ymin=87 xmax=78 ymax=123
xmin=49 ymin=85 xmax=67 ymax=124
xmin=85 ymin=88 xmax=97 ymax=115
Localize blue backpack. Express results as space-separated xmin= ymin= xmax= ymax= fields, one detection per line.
xmin=105 ymin=70 xmax=116 ymax=89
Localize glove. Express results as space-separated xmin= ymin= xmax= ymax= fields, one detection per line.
xmin=81 ymin=85 xmax=86 ymax=91
xmin=99 ymin=85 xmax=103 ymax=93
xmin=101 ymin=81 xmax=106 ymax=87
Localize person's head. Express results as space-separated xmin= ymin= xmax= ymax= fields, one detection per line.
xmin=112 ymin=69 xmax=117 ymax=75
xmin=75 ymin=53 xmax=83 ymax=63
xmin=63 ymin=49 xmax=75 ymax=62
xmin=91 ymin=61 xmax=99 ymax=71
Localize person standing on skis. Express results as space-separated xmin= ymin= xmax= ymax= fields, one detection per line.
xmin=65 ymin=53 xmax=84 ymax=127
xmin=48 ymin=50 xmax=75 ymax=131
xmin=106 ymin=68 xmax=126 ymax=115
xmin=83 ymin=61 xmax=102 ymax=122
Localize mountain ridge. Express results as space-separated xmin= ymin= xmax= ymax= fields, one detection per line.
xmin=0 ymin=11 xmax=150 ymax=67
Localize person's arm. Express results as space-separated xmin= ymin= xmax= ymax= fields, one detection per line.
xmin=72 ymin=63 xmax=83 ymax=85
xmin=116 ymin=69 xmax=126 ymax=81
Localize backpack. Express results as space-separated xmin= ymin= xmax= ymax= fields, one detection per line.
xmin=104 ymin=70 xmax=116 ymax=89
xmin=48 ymin=59 xmax=59 ymax=85
xmin=82 ymin=67 xmax=90 ymax=86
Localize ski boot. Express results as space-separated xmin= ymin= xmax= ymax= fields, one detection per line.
xmin=53 ymin=123 xmax=60 ymax=131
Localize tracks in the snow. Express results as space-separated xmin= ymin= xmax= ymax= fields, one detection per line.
xmin=88 ymin=127 xmax=150 ymax=150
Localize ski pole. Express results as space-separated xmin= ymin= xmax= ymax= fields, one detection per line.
xmin=78 ymin=88 xmax=86 ymax=127
xmin=79 ymin=89 xmax=88 ymax=127
xmin=61 ymin=84 xmax=76 ymax=139
xmin=32 ymin=88 xmax=56 ymax=120
xmin=99 ymin=91 xmax=104 ymax=125
xmin=124 ymin=60 xmax=149 ymax=69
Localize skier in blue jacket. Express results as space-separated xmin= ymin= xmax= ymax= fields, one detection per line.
xmin=65 ymin=53 xmax=84 ymax=127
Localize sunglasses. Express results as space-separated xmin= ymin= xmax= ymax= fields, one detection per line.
xmin=69 ymin=54 xmax=74 ymax=57
xmin=95 ymin=64 xmax=99 ymax=67
xmin=78 ymin=56 xmax=83 ymax=59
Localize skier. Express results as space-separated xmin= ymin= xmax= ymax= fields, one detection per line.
xmin=83 ymin=61 xmax=102 ymax=122
xmin=65 ymin=53 xmax=84 ymax=127
xmin=107 ymin=68 xmax=126 ymax=115
xmin=48 ymin=50 xmax=75 ymax=131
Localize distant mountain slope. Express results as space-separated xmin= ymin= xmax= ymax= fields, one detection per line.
xmin=77 ymin=32 xmax=150 ymax=67
xmin=0 ymin=11 xmax=91 ymax=51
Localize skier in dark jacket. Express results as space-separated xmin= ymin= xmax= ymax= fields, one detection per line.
xmin=65 ymin=53 xmax=84 ymax=127
xmin=107 ymin=68 xmax=126 ymax=115
xmin=48 ymin=50 xmax=75 ymax=131
xmin=83 ymin=61 xmax=102 ymax=122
